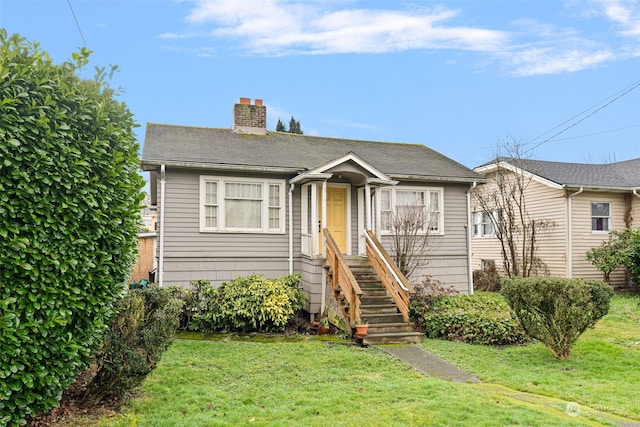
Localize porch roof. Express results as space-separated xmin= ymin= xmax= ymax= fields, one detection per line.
xmin=141 ymin=123 xmax=483 ymax=184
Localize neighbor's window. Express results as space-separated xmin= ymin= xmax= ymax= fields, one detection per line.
xmin=591 ymin=202 xmax=611 ymax=232
xmin=473 ymin=211 xmax=495 ymax=237
xmin=380 ymin=187 xmax=443 ymax=234
xmin=200 ymin=176 xmax=285 ymax=233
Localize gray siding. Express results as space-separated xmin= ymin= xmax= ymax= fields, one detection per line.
xmin=381 ymin=183 xmax=472 ymax=293
xmin=159 ymin=168 xmax=293 ymax=286
xmin=156 ymin=168 xmax=473 ymax=304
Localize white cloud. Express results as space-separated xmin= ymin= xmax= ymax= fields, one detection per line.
xmin=504 ymin=47 xmax=616 ymax=76
xmin=597 ymin=0 xmax=640 ymax=35
xmin=180 ymin=0 xmax=506 ymax=55
xmin=163 ymin=0 xmax=639 ymax=76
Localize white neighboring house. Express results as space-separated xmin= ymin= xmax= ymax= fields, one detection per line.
xmin=471 ymin=157 xmax=640 ymax=287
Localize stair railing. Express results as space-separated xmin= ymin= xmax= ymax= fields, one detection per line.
xmin=323 ymin=228 xmax=362 ymax=325
xmin=364 ymin=229 xmax=415 ymax=322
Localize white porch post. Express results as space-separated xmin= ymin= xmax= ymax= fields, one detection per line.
xmin=365 ymin=183 xmax=371 ymax=231
xmin=321 ymin=180 xmax=327 ymax=257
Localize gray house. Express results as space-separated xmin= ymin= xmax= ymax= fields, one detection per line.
xmin=141 ymin=98 xmax=483 ymax=320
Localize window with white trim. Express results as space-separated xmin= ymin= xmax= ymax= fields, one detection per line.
xmin=379 ymin=187 xmax=443 ymax=234
xmin=591 ymin=202 xmax=611 ymax=232
xmin=200 ymin=176 xmax=285 ymax=233
xmin=473 ymin=211 xmax=496 ymax=237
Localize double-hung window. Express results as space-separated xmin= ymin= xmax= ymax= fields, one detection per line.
xmin=591 ymin=202 xmax=611 ymax=232
xmin=200 ymin=176 xmax=285 ymax=233
xmin=473 ymin=211 xmax=496 ymax=237
xmin=379 ymin=187 xmax=443 ymax=234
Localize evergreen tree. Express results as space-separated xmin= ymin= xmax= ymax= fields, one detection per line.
xmin=276 ymin=117 xmax=303 ymax=134
xmin=288 ymin=116 xmax=303 ymax=134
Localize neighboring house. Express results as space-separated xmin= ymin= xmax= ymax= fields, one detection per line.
xmin=471 ymin=157 xmax=640 ymax=287
xmin=141 ymin=98 xmax=483 ymax=315
xmin=140 ymin=192 xmax=157 ymax=231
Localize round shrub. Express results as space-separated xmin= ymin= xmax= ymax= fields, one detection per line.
xmin=417 ymin=293 xmax=529 ymax=345
xmin=501 ymin=277 xmax=613 ymax=359
xmin=192 ymin=273 xmax=306 ymax=333
xmin=0 ymin=32 xmax=144 ymax=424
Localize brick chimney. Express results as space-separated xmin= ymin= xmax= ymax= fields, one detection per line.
xmin=232 ymin=97 xmax=267 ymax=135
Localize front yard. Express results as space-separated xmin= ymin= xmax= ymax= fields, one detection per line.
xmin=69 ymin=295 xmax=639 ymax=426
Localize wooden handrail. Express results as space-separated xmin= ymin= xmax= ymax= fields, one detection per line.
xmin=323 ymin=228 xmax=362 ymax=326
xmin=364 ymin=229 xmax=414 ymax=322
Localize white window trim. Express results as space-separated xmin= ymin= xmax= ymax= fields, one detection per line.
xmin=591 ymin=201 xmax=611 ymax=234
xmin=473 ymin=210 xmax=497 ymax=238
xmin=199 ymin=175 xmax=286 ymax=233
xmin=378 ymin=186 xmax=444 ymax=236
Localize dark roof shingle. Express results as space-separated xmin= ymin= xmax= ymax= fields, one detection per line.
xmin=501 ymin=158 xmax=640 ymax=189
xmin=141 ymin=123 xmax=482 ymax=182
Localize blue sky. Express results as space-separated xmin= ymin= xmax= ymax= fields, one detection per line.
xmin=2 ymin=0 xmax=639 ymax=169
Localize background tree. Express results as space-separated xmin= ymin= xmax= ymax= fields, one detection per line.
xmin=0 ymin=31 xmax=144 ymax=424
xmin=276 ymin=117 xmax=303 ymax=134
xmin=288 ymin=116 xmax=303 ymax=134
xmin=587 ymin=227 xmax=640 ymax=286
xmin=473 ymin=137 xmax=554 ymax=278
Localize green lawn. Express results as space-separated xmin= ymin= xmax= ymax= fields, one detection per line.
xmin=93 ymin=294 xmax=638 ymax=427
xmin=420 ymin=294 xmax=640 ymax=420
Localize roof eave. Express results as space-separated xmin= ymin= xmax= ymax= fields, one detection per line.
xmin=562 ymin=184 xmax=640 ymax=192
xmin=140 ymin=159 xmax=302 ymax=174
xmin=389 ymin=174 xmax=487 ymax=184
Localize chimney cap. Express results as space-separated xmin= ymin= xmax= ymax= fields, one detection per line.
xmin=239 ymin=97 xmax=251 ymax=105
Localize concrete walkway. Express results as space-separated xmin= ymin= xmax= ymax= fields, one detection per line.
xmin=381 ymin=343 xmax=480 ymax=383
xmin=380 ymin=344 xmax=640 ymax=426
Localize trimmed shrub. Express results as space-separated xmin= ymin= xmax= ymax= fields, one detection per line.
xmin=83 ymin=286 xmax=182 ymax=405
xmin=473 ymin=264 xmax=502 ymax=292
xmin=192 ymin=273 xmax=306 ymax=333
xmin=416 ymin=293 xmax=529 ymax=345
xmin=501 ymin=277 xmax=613 ymax=359
xmin=169 ymin=279 xmax=212 ymax=331
xmin=0 ymin=32 xmax=144 ymax=424
xmin=409 ymin=275 xmax=458 ymax=322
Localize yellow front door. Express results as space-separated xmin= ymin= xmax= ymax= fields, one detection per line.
xmin=323 ymin=186 xmax=348 ymax=253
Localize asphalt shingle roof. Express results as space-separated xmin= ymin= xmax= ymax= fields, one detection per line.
xmin=503 ymin=157 xmax=640 ymax=189
xmin=141 ymin=123 xmax=482 ymax=182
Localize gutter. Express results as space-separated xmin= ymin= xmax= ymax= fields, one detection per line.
xmin=567 ymin=187 xmax=584 ymax=279
xmin=466 ymin=181 xmax=477 ymax=295
xmin=158 ymin=165 xmax=166 ymax=287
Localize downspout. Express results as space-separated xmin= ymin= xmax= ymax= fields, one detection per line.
xmin=288 ymin=183 xmax=294 ymax=275
xmin=320 ymin=180 xmax=327 ymax=315
xmin=466 ymin=181 xmax=477 ymax=295
xmin=158 ymin=165 xmax=166 ymax=287
xmin=567 ymin=187 xmax=584 ymax=279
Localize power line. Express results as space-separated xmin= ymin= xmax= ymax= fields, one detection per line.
xmin=67 ymin=0 xmax=87 ymax=47
xmin=538 ymin=123 xmax=640 ymax=142
xmin=524 ymin=79 xmax=640 ymax=155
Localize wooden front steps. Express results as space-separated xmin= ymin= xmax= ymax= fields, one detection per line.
xmin=342 ymin=256 xmax=423 ymax=345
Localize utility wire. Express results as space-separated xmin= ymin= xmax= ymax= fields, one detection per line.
xmin=524 ymin=78 xmax=640 ymax=155
xmin=67 ymin=0 xmax=87 ymax=47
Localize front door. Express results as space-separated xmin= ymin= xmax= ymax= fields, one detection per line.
xmin=321 ymin=186 xmax=348 ymax=253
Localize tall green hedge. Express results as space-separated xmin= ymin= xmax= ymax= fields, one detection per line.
xmin=0 ymin=31 xmax=144 ymax=424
